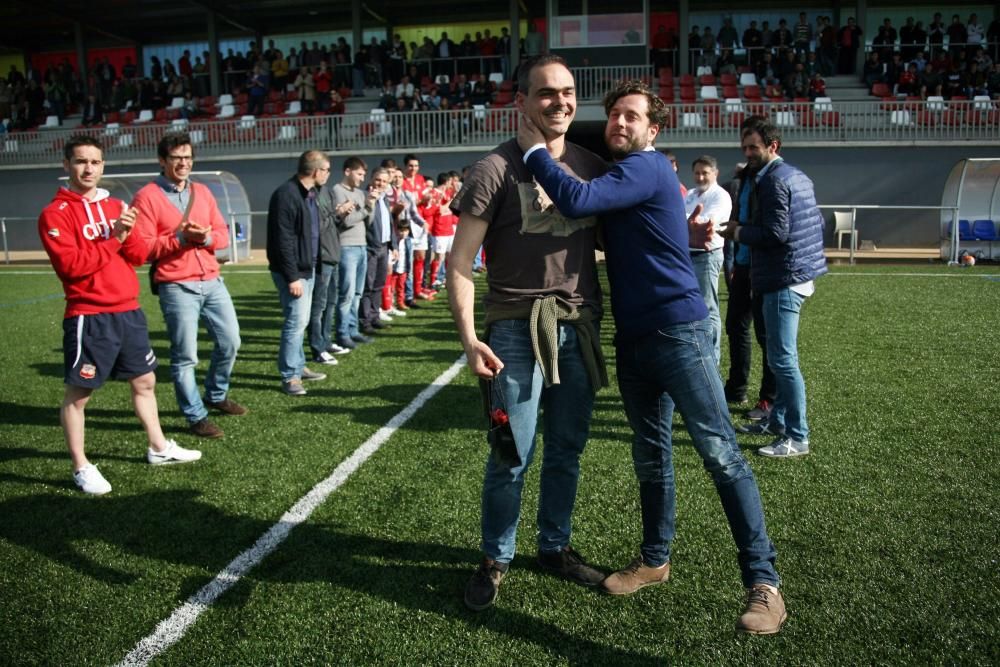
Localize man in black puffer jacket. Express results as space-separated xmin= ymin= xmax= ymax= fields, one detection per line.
xmin=720 ymin=119 xmax=827 ymax=458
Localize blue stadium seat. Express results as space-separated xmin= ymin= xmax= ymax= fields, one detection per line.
xmin=972 ymin=219 xmax=996 ymax=241
xmin=957 ymin=219 xmax=974 ymax=241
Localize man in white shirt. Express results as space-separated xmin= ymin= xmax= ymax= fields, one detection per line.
xmin=683 ymin=155 xmax=732 ymax=365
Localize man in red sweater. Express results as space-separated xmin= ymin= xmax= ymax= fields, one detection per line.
xmin=39 ymin=135 xmax=202 ymax=495
xmin=134 ymin=132 xmax=245 ymax=439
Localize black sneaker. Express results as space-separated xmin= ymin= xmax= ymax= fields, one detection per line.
xmin=737 ymin=421 xmax=785 ymax=436
xmin=464 ymin=558 xmax=509 ymax=611
xmin=537 ymin=546 xmax=604 ymax=586
xmin=336 ymin=337 xmax=358 ymax=350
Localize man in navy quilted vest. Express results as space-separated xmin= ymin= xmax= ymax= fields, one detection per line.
xmin=719 ymin=119 xmax=827 ymax=458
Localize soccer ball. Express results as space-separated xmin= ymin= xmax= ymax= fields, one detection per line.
xmin=960 ymin=253 xmax=977 ymax=266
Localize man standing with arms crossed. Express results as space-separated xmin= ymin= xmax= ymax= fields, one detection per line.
xmin=134 ymin=131 xmax=245 ymax=439
xmin=40 ymin=135 xmax=201 ymax=495
xmin=517 ymin=80 xmax=787 ymax=634
xmin=719 ymin=120 xmax=827 ymax=458
xmin=449 ymin=55 xmax=609 ymax=611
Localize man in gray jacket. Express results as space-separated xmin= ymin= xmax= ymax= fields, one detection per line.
xmin=308 ymin=170 xmax=353 ymax=365
xmin=333 ymin=157 xmax=374 ymax=350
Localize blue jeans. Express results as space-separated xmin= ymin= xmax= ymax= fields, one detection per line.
xmin=308 ymin=262 xmax=339 ymax=357
xmin=762 ymin=287 xmax=809 ymax=442
xmin=271 ymin=271 xmax=314 ymax=382
xmin=336 ymin=246 xmax=368 ymax=341
xmin=158 ymin=278 xmax=241 ymax=424
xmin=691 ymin=249 xmax=724 ymax=365
xmin=616 ymin=319 xmax=779 ymax=588
xmin=481 ymin=320 xmax=595 ymax=563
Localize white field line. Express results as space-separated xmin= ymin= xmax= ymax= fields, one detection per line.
xmin=116 ymin=356 xmax=468 ymax=667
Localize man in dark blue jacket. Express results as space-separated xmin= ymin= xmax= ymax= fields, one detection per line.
xmin=720 ymin=120 xmax=827 ymax=457
xmin=266 ymin=150 xmax=332 ymax=395
xmin=518 ymin=80 xmax=786 ymax=635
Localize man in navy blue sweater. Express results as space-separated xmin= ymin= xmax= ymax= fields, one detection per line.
xmin=719 ymin=120 xmax=827 ymax=457
xmin=518 ymin=80 xmax=787 ymax=634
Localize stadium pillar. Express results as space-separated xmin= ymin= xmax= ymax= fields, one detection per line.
xmin=207 ymin=11 xmax=221 ymax=97
xmin=352 ymin=0 xmax=362 ymax=53
xmin=855 ymin=0 xmax=867 ymax=76
xmin=74 ymin=22 xmax=88 ymax=84
xmin=678 ymin=0 xmax=689 ymax=74
xmin=509 ymin=0 xmax=520 ymax=74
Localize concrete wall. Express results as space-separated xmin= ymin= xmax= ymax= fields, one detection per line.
xmin=4 ymin=143 xmax=999 ymax=254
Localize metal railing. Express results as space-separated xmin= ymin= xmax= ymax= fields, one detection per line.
xmin=3 ymin=98 xmax=1000 ymax=168
xmin=570 ymin=65 xmax=656 ymax=99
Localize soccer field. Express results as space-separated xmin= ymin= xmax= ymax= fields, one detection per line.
xmin=1 ymin=264 xmax=998 ymax=666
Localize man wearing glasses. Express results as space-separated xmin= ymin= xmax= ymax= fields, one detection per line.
xmin=134 ymin=132 xmax=246 ymax=438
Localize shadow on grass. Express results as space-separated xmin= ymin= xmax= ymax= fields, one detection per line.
xmin=0 ymin=489 xmax=658 ymax=664
xmin=0 ymin=400 xmax=166 ymax=436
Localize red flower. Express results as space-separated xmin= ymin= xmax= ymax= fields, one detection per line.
xmin=490 ymin=408 xmax=509 ymax=425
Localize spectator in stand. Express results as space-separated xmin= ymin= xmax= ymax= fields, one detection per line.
xmin=395 ymin=75 xmax=415 ymax=103
xmin=295 ymin=66 xmax=316 ymax=112
xmin=777 ymin=49 xmax=798 ymax=82
xmin=272 ymin=50 xmax=289 ymax=92
xmin=965 ymin=61 xmax=989 ymax=98
xmin=808 ymin=72 xmax=826 ymax=100
xmin=267 ymin=151 xmax=333 ymax=396
xmin=524 ymin=23 xmax=544 ymax=57
xmin=816 ymin=17 xmax=836 ymax=76
xmin=794 ymin=12 xmax=813 ymax=59
xmin=885 ymin=53 xmax=906 ymax=90
xmin=838 ymin=17 xmax=863 ymax=75
xmin=882 ymin=18 xmax=898 ymax=46
xmin=947 ymin=15 xmax=968 ymax=60
xmin=179 ymin=50 xmax=193 ymax=79
xmin=988 ymin=62 xmax=1000 ymax=98
xmin=919 ymin=62 xmax=943 ymax=99
xmin=80 ymin=93 xmax=103 ymax=127
xmin=895 ymin=63 xmax=919 ymax=96
xmin=718 ymin=18 xmax=739 ymax=51
xmin=701 ymin=26 xmax=717 ymax=58
xmin=377 ymin=79 xmax=396 ymax=111
xmin=39 ymin=135 xmax=203 ymax=495
xmin=314 ymin=61 xmax=332 ymax=111
xmin=974 ymin=47 xmax=994 ymax=73
xmin=352 ymin=47 xmax=367 ymax=97
xmin=944 ymin=62 xmax=964 ymax=99
xmin=784 ymin=63 xmax=809 ymax=99
xmin=967 ymin=14 xmax=985 ymax=60
xmin=756 ymin=52 xmax=780 ymax=89
xmin=435 ymin=32 xmax=457 ymax=77
xmin=900 ymin=17 xmax=919 ymax=60
xmin=927 ymin=13 xmax=946 ymax=59
xmin=863 ymin=51 xmax=886 ymax=90
xmin=743 ymin=21 xmax=763 ymax=66
xmin=247 ymin=65 xmax=268 ymax=116
xmin=122 ymin=57 xmax=137 ymax=81
xmin=872 ymin=26 xmax=894 ymax=63
xmin=760 ymin=21 xmax=773 ymax=55
xmin=804 ymin=52 xmax=821 ymax=77
xmin=480 ymin=29 xmax=499 ymax=73
xmin=134 ymin=132 xmax=246 ymax=438
xmin=717 ymin=49 xmax=737 ymax=76
xmin=772 ymin=19 xmax=793 ymax=56
xmin=911 ymin=50 xmax=927 ymax=73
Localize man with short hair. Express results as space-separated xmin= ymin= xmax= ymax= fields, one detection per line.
xmin=40 ymin=135 xmax=201 ymax=495
xmin=684 ymin=155 xmax=732 ymax=365
xmin=359 ymin=168 xmax=398 ymax=335
xmin=449 ymin=54 xmax=610 ymax=612
xmin=267 ymin=150 xmax=332 ymax=395
xmin=517 ymin=80 xmax=787 ymax=634
xmin=134 ymin=132 xmax=245 ymax=440
xmin=719 ymin=120 xmax=827 ymax=458
xmin=333 ymin=156 xmax=373 ymax=350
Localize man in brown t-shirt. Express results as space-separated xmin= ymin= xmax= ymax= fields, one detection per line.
xmin=449 ymin=54 xmax=609 ymax=611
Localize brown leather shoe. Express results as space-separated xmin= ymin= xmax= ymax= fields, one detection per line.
xmin=205 ymin=397 xmax=248 ymax=416
xmin=736 ymin=584 xmax=787 ymax=635
xmin=599 ymin=557 xmax=670 ymax=595
xmin=190 ymin=418 xmax=224 ymax=439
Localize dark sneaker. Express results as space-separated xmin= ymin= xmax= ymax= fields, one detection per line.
xmin=351 ymin=334 xmax=373 ymax=344
xmin=736 ymin=584 xmax=787 ymax=634
xmin=599 ymin=557 xmax=670 ymax=595
xmin=360 ymin=325 xmax=378 ymax=335
xmin=737 ymin=421 xmax=785 ymax=436
xmin=282 ymin=379 xmax=307 ymax=396
xmin=537 ymin=546 xmax=604 ymax=586
xmin=464 ymin=558 xmax=509 ymax=611
xmin=725 ymin=391 xmax=748 ymax=404
xmin=336 ymin=337 xmax=358 ymax=350
xmin=190 ymin=418 xmax=224 ymax=439
xmin=205 ymin=398 xmax=248 ymax=416
xmin=746 ymin=399 xmax=772 ymax=422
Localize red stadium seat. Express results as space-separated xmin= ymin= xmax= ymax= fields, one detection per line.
xmin=743 ymin=85 xmax=761 ymax=100
xmin=698 ymin=74 xmax=716 ymax=86
xmin=871 ymin=83 xmax=891 ymax=97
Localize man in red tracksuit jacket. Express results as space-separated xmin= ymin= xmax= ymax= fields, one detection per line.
xmin=38 ymin=135 xmax=202 ymax=496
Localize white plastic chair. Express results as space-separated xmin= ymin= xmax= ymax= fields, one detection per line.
xmin=171 ymin=118 xmax=189 ymax=130
xmin=926 ymin=95 xmax=946 ymax=111
xmin=739 ymin=72 xmax=757 ymax=87
xmin=238 ymin=115 xmax=256 ymax=129
xmin=189 ymin=129 xmax=205 ymax=144
xmin=278 ymin=125 xmax=298 ymax=140
xmin=216 ymin=104 xmax=235 ymax=119
xmin=700 ymin=85 xmax=719 ymax=100
xmin=103 ymin=122 xmax=121 ymax=136
xmin=43 ymin=115 xmax=60 ymax=128
xmin=813 ymin=96 xmax=833 ymax=112
xmin=284 ymin=100 xmax=302 ymax=115
xmin=973 ymin=95 xmax=992 ymax=111
xmin=774 ymin=111 xmax=797 ymax=127
xmin=834 ymin=211 xmax=857 ymax=249
xmin=682 ymin=112 xmax=704 ymax=128
xmin=488 ymin=72 xmax=504 ymax=86
xmin=724 ymin=98 xmax=744 ymax=113
xmin=169 ymin=97 xmax=184 ymax=109
xmin=696 ymin=65 xmax=713 ymax=76
xmin=473 ymin=104 xmax=486 ymax=120
xmin=890 ymin=110 xmax=912 ymax=125
xmin=117 ymin=133 xmax=134 ymax=147
xmin=218 ymin=93 xmax=234 ymax=107
xmin=134 ymin=109 xmax=154 ymax=123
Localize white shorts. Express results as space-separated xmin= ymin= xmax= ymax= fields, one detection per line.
xmin=433 ymin=234 xmax=453 ymax=254
xmin=413 ymin=236 xmax=429 ymax=251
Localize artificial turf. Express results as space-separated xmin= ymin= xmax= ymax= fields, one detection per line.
xmin=0 ymin=264 xmax=997 ymax=665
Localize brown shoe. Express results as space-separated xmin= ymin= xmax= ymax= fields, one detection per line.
xmin=736 ymin=584 xmax=787 ymax=635
xmin=464 ymin=557 xmax=509 ymax=611
xmin=189 ymin=418 xmax=224 ymax=439
xmin=205 ymin=397 xmax=248 ymax=416
xmin=598 ymin=557 xmax=670 ymax=595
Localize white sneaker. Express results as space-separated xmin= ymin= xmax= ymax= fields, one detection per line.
xmin=313 ymin=351 xmax=339 ymax=366
xmin=147 ymin=439 xmax=203 ymax=465
xmin=378 ymin=310 xmax=393 ymax=322
xmin=327 ymin=343 xmax=351 ymax=355
xmin=74 ymin=463 xmax=112 ymax=495
xmin=388 ymin=307 xmax=407 ymax=317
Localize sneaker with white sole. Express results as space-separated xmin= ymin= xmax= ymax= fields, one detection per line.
xmin=74 ymin=463 xmax=112 ymax=495
xmin=746 ymin=399 xmax=772 ymax=422
xmin=388 ymin=307 xmax=406 ymax=317
xmin=327 ymin=343 xmax=351 ymax=355
xmin=378 ymin=310 xmax=393 ymax=322
xmin=147 ymin=439 xmax=202 ymax=465
xmin=300 ymin=367 xmax=327 ymax=381
xmin=737 ymin=421 xmax=785 ymax=436
xmin=313 ymin=351 xmax=339 ymax=366
xmin=757 ymin=436 xmax=809 ymax=458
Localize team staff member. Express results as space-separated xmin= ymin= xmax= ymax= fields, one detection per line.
xmin=134 ymin=132 xmax=246 ymax=440
xmin=39 ymin=135 xmax=201 ymax=495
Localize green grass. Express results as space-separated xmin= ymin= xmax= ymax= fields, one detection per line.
xmin=0 ymin=264 xmax=998 ymax=666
